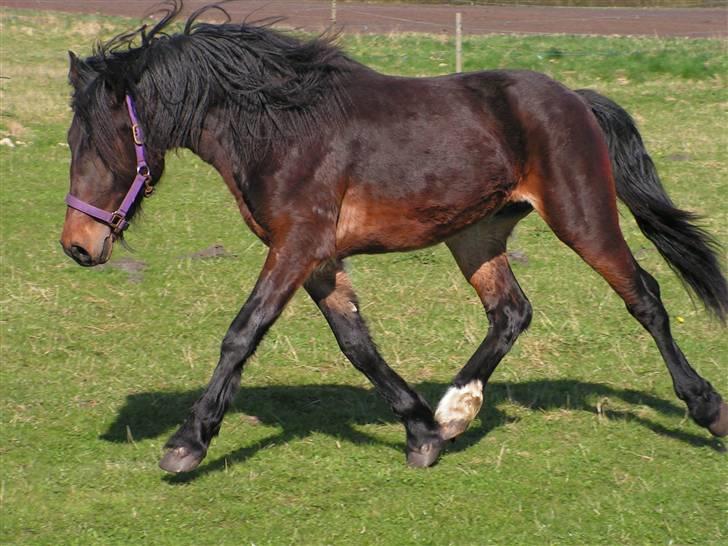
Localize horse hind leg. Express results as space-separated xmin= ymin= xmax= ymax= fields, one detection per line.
xmin=519 ymin=120 xmax=727 ymax=436
xmin=549 ymin=225 xmax=726 ymax=435
xmin=437 ymin=206 xmax=532 ymax=440
xmin=627 ymin=265 xmax=727 ymax=435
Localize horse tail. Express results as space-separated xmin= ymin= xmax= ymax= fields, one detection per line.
xmin=576 ymin=88 xmax=728 ymax=322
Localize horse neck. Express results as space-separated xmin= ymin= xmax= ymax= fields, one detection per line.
xmin=184 ymin=107 xmax=249 ymax=179
xmin=179 ymin=106 xmax=271 ymax=242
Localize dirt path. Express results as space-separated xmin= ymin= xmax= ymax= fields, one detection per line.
xmin=2 ymin=0 xmax=726 ymax=38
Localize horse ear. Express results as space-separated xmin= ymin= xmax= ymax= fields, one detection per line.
xmin=68 ymin=51 xmax=89 ymax=87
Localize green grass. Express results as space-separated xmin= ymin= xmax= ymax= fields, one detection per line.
xmin=1 ymin=8 xmax=727 ymax=545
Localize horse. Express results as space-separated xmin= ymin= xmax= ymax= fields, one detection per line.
xmin=60 ymin=3 xmax=727 ymax=474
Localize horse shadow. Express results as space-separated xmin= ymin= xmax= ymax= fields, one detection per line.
xmin=101 ymin=379 xmax=724 ymax=481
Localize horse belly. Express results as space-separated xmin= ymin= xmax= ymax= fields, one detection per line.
xmin=335 ymin=181 xmax=510 ymax=257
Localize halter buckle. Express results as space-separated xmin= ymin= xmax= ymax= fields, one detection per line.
xmin=109 ymin=211 xmax=126 ymax=231
xmin=137 ymin=164 xmax=154 ymax=196
xmin=132 ymin=123 xmax=144 ymax=146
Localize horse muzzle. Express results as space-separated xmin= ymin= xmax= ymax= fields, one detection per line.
xmin=60 ymin=208 xmax=114 ymax=266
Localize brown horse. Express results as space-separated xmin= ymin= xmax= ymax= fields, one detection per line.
xmin=60 ymin=4 xmax=727 ymax=473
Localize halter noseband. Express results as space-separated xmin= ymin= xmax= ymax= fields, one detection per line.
xmin=65 ymin=94 xmax=154 ymax=234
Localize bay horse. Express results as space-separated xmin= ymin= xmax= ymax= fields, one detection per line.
xmin=60 ymin=3 xmax=727 ymax=474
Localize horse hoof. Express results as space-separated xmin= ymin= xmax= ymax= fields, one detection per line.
xmin=406 ymin=440 xmax=443 ymax=468
xmin=159 ymin=446 xmax=205 ymax=473
xmin=439 ymin=419 xmax=469 ymax=442
xmin=708 ymin=402 xmax=728 ymax=437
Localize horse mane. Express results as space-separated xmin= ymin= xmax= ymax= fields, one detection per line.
xmin=71 ymin=1 xmax=355 ymax=172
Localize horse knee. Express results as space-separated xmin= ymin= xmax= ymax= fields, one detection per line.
xmin=490 ymin=294 xmax=532 ymax=343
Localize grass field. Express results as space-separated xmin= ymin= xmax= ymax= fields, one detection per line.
xmin=1 ymin=8 xmax=727 ymax=545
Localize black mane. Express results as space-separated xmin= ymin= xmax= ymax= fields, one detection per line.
xmin=71 ymin=1 xmax=354 ymax=171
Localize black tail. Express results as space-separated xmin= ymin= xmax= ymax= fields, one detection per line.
xmin=576 ymin=88 xmax=728 ymax=322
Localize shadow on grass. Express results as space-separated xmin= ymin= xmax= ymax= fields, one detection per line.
xmin=101 ymin=379 xmax=723 ymax=481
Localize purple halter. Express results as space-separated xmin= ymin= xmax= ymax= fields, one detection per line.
xmin=65 ymin=94 xmax=154 ymax=234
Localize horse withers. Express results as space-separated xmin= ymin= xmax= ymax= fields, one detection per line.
xmin=60 ymin=3 xmax=728 ymax=473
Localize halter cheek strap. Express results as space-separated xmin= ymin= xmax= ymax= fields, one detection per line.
xmin=64 ymin=95 xmax=154 ymax=234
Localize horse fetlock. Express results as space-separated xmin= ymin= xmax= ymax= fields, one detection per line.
xmin=435 ymin=380 xmax=484 ymax=440
xmin=686 ymin=387 xmax=728 ymax=436
xmin=683 ymin=386 xmax=723 ymax=429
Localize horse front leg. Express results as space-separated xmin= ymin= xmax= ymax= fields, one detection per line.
xmin=159 ymin=245 xmax=322 ymax=473
xmin=305 ymin=260 xmax=443 ymax=467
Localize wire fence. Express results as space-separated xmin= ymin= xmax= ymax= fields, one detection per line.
xmin=327 ymin=6 xmax=727 ymax=37
xmin=310 ymin=3 xmax=727 ymax=67
xmin=367 ymin=1 xmax=728 ymax=7
xmin=251 ymin=1 xmax=728 ymax=40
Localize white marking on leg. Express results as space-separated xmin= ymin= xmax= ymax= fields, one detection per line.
xmin=435 ymin=380 xmax=484 ymax=439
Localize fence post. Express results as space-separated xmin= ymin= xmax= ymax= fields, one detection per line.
xmin=331 ymin=0 xmax=337 ymax=25
xmin=455 ymin=12 xmax=463 ymax=73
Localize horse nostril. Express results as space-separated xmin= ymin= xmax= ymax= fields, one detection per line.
xmin=69 ymin=244 xmax=93 ymax=266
